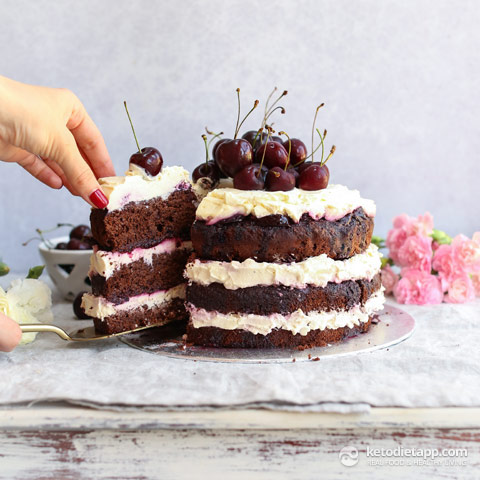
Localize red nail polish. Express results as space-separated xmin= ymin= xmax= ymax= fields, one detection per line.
xmin=89 ymin=189 xmax=109 ymax=209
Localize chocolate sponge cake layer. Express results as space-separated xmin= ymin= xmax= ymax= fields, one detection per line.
xmin=91 ymin=189 xmax=197 ymax=252
xmin=187 ymin=274 xmax=382 ymax=316
xmin=191 ymin=207 xmax=374 ymax=262
xmin=93 ymin=297 xmax=187 ymax=335
xmin=91 ymin=248 xmax=191 ymax=304
xmin=186 ymin=317 xmax=372 ymax=349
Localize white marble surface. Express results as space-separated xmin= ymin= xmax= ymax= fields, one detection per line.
xmin=1 ymin=0 xmax=479 ymax=270
xmin=0 ymin=274 xmax=479 ymax=411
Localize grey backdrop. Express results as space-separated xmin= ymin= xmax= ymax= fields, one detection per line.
xmin=1 ymin=0 xmax=479 ymax=271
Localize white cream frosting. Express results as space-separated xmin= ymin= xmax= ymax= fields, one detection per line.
xmin=82 ymin=284 xmax=186 ymax=320
xmin=195 ymin=184 xmax=376 ymax=224
xmin=185 ymin=244 xmax=381 ymax=290
xmin=90 ymin=239 xmax=193 ymax=279
xmin=100 ymin=165 xmax=191 ymax=211
xmin=188 ymin=288 xmax=385 ymax=336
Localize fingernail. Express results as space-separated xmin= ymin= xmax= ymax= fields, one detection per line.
xmin=89 ymin=189 xmax=109 ymax=209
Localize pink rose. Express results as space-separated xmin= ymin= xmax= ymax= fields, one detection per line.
xmin=397 ymin=234 xmax=433 ymax=272
xmin=381 ymin=265 xmax=399 ymax=295
xmin=386 ymin=228 xmax=408 ymax=264
xmin=451 ymin=234 xmax=480 ymax=273
xmin=444 ymin=274 xmax=475 ymax=303
xmin=393 ymin=268 xmax=443 ymax=305
xmin=471 ymin=273 xmax=480 ymax=297
xmin=386 ymin=212 xmax=434 ymax=263
xmin=432 ymin=244 xmax=462 ymax=291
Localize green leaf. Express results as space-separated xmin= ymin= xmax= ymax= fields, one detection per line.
xmin=26 ymin=265 xmax=45 ymax=279
xmin=371 ymin=235 xmax=386 ymax=249
xmin=381 ymin=257 xmax=394 ymax=268
xmin=0 ymin=261 xmax=10 ymax=277
xmin=431 ymin=229 xmax=452 ymax=245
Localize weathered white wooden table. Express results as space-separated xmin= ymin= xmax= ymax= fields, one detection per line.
xmin=1 ymin=405 xmax=479 ymax=479
xmin=1 ymin=294 xmax=480 ymax=479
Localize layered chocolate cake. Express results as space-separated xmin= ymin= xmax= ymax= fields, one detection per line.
xmin=82 ymin=164 xmax=197 ymax=334
xmin=185 ymin=185 xmax=385 ymax=348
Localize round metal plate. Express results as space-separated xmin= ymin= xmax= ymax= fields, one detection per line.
xmin=119 ymin=304 xmax=415 ymax=364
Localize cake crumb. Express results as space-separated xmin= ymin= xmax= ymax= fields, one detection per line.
xmin=292 ymin=358 xmax=296 ymax=363
xmin=311 ymin=357 xmax=320 ymax=361
xmin=308 ymin=354 xmax=312 ymax=359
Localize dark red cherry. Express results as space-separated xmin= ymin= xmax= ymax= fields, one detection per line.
xmin=241 ymin=130 xmax=259 ymax=147
xmin=215 ymin=139 xmax=253 ymax=178
xmin=129 ymin=147 xmax=163 ymax=176
xmin=283 ymin=138 xmax=307 ymax=166
xmin=233 ymin=165 xmax=265 ymax=190
xmin=70 ymin=225 xmax=91 ymax=241
xmin=298 ymin=163 xmax=330 ymax=191
xmin=296 ymin=161 xmax=311 ymax=174
xmin=212 ymin=138 xmax=230 ymax=160
xmin=55 ymin=242 xmax=68 ymax=250
xmin=271 ymin=135 xmax=283 ymax=144
xmin=255 ymin=141 xmax=289 ymax=169
xmin=192 ymin=160 xmax=221 ymax=183
xmin=265 ymin=167 xmax=296 ymax=191
xmin=287 ymin=166 xmax=300 ymax=185
xmin=73 ymin=291 xmax=91 ymax=319
xmin=67 ymin=238 xmax=91 ymax=250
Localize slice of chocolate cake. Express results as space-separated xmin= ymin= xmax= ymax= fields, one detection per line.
xmin=185 ymin=185 xmax=385 ymax=349
xmin=83 ymin=165 xmax=196 ymax=334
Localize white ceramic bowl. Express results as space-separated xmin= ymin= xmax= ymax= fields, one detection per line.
xmin=38 ymin=236 xmax=92 ymax=301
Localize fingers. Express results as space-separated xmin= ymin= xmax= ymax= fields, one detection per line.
xmin=48 ymin=129 xmax=108 ymax=208
xmin=0 ymin=142 xmax=62 ymax=189
xmin=0 ymin=313 xmax=22 ymax=352
xmin=67 ymin=99 xmax=115 ymax=179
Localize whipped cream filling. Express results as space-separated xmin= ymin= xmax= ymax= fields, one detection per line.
xmin=82 ymin=284 xmax=186 ymax=320
xmin=99 ymin=165 xmax=191 ymax=211
xmin=195 ymin=184 xmax=376 ymax=225
xmin=185 ymin=244 xmax=381 ymax=290
xmin=188 ymin=288 xmax=385 ymax=336
xmin=90 ymin=239 xmax=193 ymax=279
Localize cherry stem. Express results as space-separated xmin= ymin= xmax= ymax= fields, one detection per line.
xmin=236 ymin=100 xmax=259 ymax=138
xmin=303 ymin=129 xmax=327 ymax=164
xmin=257 ymin=126 xmax=273 ymax=177
xmin=205 ymin=128 xmax=224 ymax=149
xmin=124 ymin=101 xmax=141 ymax=153
xmin=260 ymin=88 xmax=288 ymax=136
xmin=201 ymin=134 xmax=209 ymax=166
xmin=252 ymin=128 xmax=264 ymax=150
xmin=279 ymin=131 xmax=291 ymax=171
xmin=234 ymin=88 xmax=241 ymax=139
xmin=323 ymin=145 xmax=336 ymax=166
xmin=311 ymin=104 xmax=324 ymax=162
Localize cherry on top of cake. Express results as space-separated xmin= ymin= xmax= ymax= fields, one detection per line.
xmin=191 ymin=88 xmax=337 ymax=194
xmin=95 ymin=102 xmax=191 ymax=212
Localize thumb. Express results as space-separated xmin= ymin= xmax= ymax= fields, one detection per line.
xmin=0 ymin=313 xmax=22 ymax=352
xmin=48 ymin=129 xmax=109 ymax=209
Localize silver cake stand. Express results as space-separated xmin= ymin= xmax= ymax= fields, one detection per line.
xmin=119 ymin=304 xmax=415 ymax=364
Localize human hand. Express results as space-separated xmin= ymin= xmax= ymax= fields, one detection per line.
xmin=0 ymin=75 xmax=115 ymax=208
xmin=0 ymin=313 xmax=22 ymax=352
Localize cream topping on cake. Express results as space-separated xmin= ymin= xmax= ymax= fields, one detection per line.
xmin=185 ymin=244 xmax=381 ymax=290
xmin=195 ymin=184 xmax=376 ymax=224
xmin=90 ymin=239 xmax=193 ymax=279
xmin=100 ymin=165 xmax=191 ymax=211
xmin=187 ymin=288 xmax=385 ymax=336
xmin=82 ymin=284 xmax=186 ymax=320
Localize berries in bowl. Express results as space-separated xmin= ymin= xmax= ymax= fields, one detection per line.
xmin=38 ymin=225 xmax=93 ymax=301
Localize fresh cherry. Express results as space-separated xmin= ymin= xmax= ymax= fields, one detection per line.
xmin=255 ymin=141 xmax=289 ymax=169
xmin=70 ymin=225 xmax=91 ymax=241
xmin=271 ymin=135 xmax=283 ymax=144
xmin=212 ymin=138 xmax=230 ymax=159
xmin=283 ymin=138 xmax=307 ymax=166
xmin=192 ymin=160 xmax=221 ymax=183
xmin=55 ymin=242 xmax=68 ymax=250
xmin=233 ymin=165 xmax=265 ymax=190
xmin=73 ymin=291 xmax=91 ymax=319
xmin=67 ymin=238 xmax=91 ymax=250
xmin=287 ymin=166 xmax=300 ymax=185
xmin=129 ymin=147 xmax=163 ymax=176
xmin=215 ymin=139 xmax=253 ymax=178
xmin=265 ymin=167 xmax=296 ymax=191
xmin=298 ymin=163 xmax=330 ymax=191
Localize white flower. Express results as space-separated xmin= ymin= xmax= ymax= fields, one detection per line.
xmin=1 ymin=279 xmax=53 ymax=345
